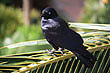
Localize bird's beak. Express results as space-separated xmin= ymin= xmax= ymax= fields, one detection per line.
xmin=41 ymin=13 xmax=48 ymax=18
xmin=41 ymin=13 xmax=46 ymax=18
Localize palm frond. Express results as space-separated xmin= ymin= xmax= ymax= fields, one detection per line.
xmin=0 ymin=23 xmax=110 ymax=73
xmin=69 ymin=22 xmax=110 ymax=31
xmin=0 ymin=39 xmax=48 ymax=50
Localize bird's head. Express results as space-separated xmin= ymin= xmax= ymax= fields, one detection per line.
xmin=41 ymin=7 xmax=58 ymax=19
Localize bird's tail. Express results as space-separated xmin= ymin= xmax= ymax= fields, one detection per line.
xmin=72 ymin=46 xmax=96 ymax=68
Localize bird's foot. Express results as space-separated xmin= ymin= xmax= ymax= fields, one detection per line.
xmin=46 ymin=48 xmax=64 ymax=57
xmin=58 ymin=48 xmax=64 ymax=55
xmin=46 ymin=49 xmax=59 ymax=57
xmin=46 ymin=49 xmax=56 ymax=54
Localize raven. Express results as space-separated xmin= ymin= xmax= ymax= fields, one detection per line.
xmin=41 ymin=7 xmax=96 ymax=67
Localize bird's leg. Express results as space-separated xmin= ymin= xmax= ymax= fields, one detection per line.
xmin=47 ymin=49 xmax=56 ymax=54
xmin=47 ymin=41 xmax=59 ymax=53
xmin=58 ymin=48 xmax=64 ymax=55
xmin=46 ymin=49 xmax=59 ymax=57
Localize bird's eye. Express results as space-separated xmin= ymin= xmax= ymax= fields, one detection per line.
xmin=45 ymin=11 xmax=48 ymax=13
xmin=44 ymin=11 xmax=48 ymax=14
xmin=48 ymin=12 xmax=51 ymax=15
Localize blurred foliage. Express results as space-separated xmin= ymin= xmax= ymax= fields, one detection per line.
xmin=0 ymin=3 xmax=43 ymax=48
xmin=0 ymin=3 xmax=23 ymax=42
xmin=10 ymin=24 xmax=44 ymax=44
xmin=0 ymin=1 xmax=48 ymax=55
xmin=81 ymin=0 xmax=110 ymax=24
xmin=30 ymin=9 xmax=40 ymax=24
xmin=0 ymin=0 xmax=13 ymax=5
xmin=3 ymin=13 xmax=43 ymax=46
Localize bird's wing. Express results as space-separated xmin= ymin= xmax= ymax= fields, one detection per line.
xmin=56 ymin=30 xmax=96 ymax=61
xmin=69 ymin=29 xmax=84 ymax=44
xmin=53 ymin=17 xmax=84 ymax=49
xmin=57 ymin=29 xmax=83 ymax=49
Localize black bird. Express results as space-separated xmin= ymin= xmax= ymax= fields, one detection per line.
xmin=41 ymin=7 xmax=96 ymax=67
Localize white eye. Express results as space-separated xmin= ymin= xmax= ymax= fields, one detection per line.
xmin=49 ymin=12 xmax=51 ymax=15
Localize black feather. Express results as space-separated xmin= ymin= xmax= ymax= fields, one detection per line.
xmin=41 ymin=7 xmax=96 ymax=68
